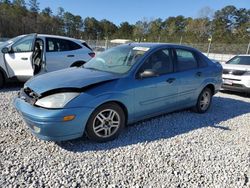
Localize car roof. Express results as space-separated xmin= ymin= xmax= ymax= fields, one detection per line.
xmin=37 ymin=34 xmax=86 ymax=43
xmin=122 ymin=42 xmax=199 ymax=51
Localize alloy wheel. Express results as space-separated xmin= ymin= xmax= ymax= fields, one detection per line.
xmin=93 ymin=109 xmax=121 ymax=138
xmin=200 ymin=90 xmax=211 ymax=111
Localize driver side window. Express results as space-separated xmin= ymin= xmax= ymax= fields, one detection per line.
xmin=12 ymin=35 xmax=34 ymax=52
xmin=138 ymin=49 xmax=173 ymax=76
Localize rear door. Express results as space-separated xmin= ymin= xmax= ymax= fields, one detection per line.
xmin=45 ymin=37 xmax=84 ymax=72
xmin=173 ymin=48 xmax=204 ymax=106
xmin=4 ymin=34 xmax=36 ymax=78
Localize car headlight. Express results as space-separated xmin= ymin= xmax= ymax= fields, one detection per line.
xmin=35 ymin=92 xmax=79 ymax=109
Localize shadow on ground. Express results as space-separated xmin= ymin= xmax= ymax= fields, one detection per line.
xmin=220 ymin=90 xmax=250 ymax=98
xmin=0 ymin=82 xmax=23 ymax=93
xmin=57 ymin=95 xmax=250 ymax=152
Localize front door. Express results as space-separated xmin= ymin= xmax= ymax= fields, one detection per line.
xmin=133 ymin=48 xmax=179 ymax=119
xmin=4 ymin=34 xmax=36 ymax=79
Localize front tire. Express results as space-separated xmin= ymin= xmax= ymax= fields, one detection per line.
xmin=86 ymin=103 xmax=125 ymax=142
xmin=194 ymin=87 xmax=212 ymax=113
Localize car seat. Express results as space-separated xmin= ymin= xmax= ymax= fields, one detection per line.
xmin=33 ymin=42 xmax=42 ymax=75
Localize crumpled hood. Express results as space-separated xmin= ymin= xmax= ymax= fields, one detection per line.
xmin=223 ymin=64 xmax=250 ymax=71
xmin=25 ymin=67 xmax=121 ymax=94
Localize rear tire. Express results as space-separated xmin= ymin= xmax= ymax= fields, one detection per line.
xmin=0 ymin=72 xmax=4 ymax=88
xmin=85 ymin=103 xmax=125 ymax=142
xmin=193 ymin=87 xmax=212 ymax=113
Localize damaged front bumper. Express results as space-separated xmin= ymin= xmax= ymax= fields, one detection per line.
xmin=14 ymin=97 xmax=94 ymax=141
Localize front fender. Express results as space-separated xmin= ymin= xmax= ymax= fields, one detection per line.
xmin=66 ymin=91 xmax=135 ymax=123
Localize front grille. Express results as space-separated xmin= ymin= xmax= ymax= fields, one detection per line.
xmin=223 ymin=69 xmax=246 ymax=76
xmin=19 ymin=87 xmax=39 ymax=105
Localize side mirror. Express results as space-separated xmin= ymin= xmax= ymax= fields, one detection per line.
xmin=1 ymin=47 xmax=9 ymax=54
xmin=139 ymin=69 xmax=158 ymax=79
xmin=2 ymin=47 xmax=12 ymax=54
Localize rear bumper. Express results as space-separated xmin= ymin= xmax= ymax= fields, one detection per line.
xmin=14 ymin=97 xmax=94 ymax=141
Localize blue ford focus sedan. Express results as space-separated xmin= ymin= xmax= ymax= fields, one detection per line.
xmin=14 ymin=43 xmax=222 ymax=142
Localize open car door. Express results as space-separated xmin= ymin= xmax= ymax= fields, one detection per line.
xmin=4 ymin=34 xmax=37 ymax=80
xmin=33 ymin=38 xmax=47 ymax=75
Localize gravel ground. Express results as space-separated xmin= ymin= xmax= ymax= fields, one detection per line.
xmin=0 ymin=85 xmax=250 ymax=187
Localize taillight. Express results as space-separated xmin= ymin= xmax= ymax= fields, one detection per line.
xmin=89 ymin=52 xmax=95 ymax=58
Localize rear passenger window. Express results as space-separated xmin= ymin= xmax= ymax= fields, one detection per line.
xmin=176 ymin=49 xmax=198 ymax=71
xmin=46 ymin=38 xmax=82 ymax=52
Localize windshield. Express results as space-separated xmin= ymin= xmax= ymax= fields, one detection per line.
xmin=84 ymin=45 xmax=149 ymax=74
xmin=0 ymin=35 xmax=24 ymax=49
xmin=226 ymin=56 xmax=250 ymax=66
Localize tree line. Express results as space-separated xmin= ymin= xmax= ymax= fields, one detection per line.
xmin=0 ymin=0 xmax=249 ymax=44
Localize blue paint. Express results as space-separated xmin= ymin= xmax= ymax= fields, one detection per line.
xmin=14 ymin=43 xmax=222 ymax=141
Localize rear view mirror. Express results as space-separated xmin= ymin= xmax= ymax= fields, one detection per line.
xmin=139 ymin=69 xmax=158 ymax=79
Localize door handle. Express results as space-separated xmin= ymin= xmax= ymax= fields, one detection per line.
xmin=21 ymin=57 xmax=28 ymax=60
xmin=196 ymin=72 xmax=202 ymax=77
xmin=67 ymin=55 xmax=75 ymax=57
xmin=166 ymin=78 xmax=176 ymax=83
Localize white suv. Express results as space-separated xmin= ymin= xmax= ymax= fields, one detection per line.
xmin=222 ymin=55 xmax=250 ymax=93
xmin=0 ymin=34 xmax=94 ymax=87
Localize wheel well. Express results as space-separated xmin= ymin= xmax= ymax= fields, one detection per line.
xmin=0 ymin=68 xmax=7 ymax=83
xmin=100 ymin=101 xmax=128 ymax=124
xmin=205 ymin=84 xmax=215 ymax=95
xmin=70 ymin=61 xmax=86 ymax=67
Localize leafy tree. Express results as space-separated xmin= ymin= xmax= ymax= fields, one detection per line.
xmin=148 ymin=18 xmax=163 ymax=42
xmin=63 ymin=12 xmax=75 ymax=36
xmin=28 ymin=0 xmax=39 ymax=13
xmin=185 ymin=18 xmax=210 ymax=42
xmin=83 ymin=17 xmax=101 ymax=40
xmin=0 ymin=0 xmax=11 ymax=4
xmin=213 ymin=5 xmax=239 ymax=42
xmin=41 ymin=7 xmax=52 ymax=17
xmin=63 ymin=12 xmax=83 ymax=38
xmin=0 ymin=2 xmax=249 ymax=45
xmin=54 ymin=7 xmax=65 ymax=35
xmin=162 ymin=16 xmax=187 ymax=42
xmin=99 ymin=19 xmax=117 ymax=39
xmin=115 ymin=22 xmax=134 ymax=39
xmin=13 ymin=0 xmax=25 ymax=8
xmin=133 ymin=18 xmax=150 ymax=42
xmin=57 ymin=7 xmax=64 ymax=18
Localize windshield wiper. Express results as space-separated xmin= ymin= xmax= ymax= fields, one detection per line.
xmin=106 ymin=65 xmax=127 ymax=68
